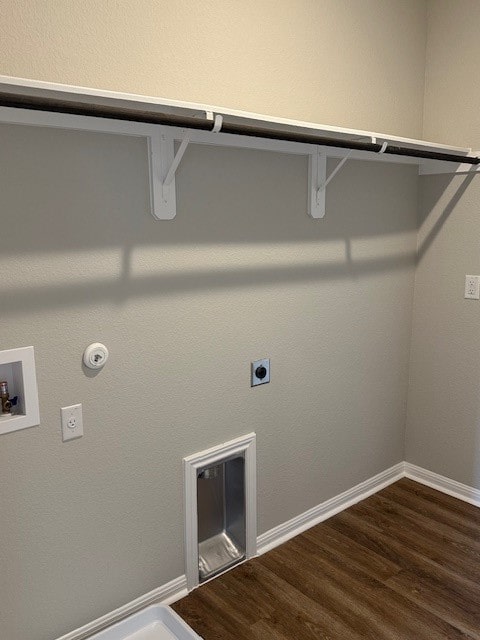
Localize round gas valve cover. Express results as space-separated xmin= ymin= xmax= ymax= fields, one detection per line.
xmin=83 ymin=343 xmax=109 ymax=370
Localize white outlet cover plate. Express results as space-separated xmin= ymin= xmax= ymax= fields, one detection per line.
xmin=251 ymin=358 xmax=270 ymax=386
xmin=465 ymin=275 xmax=480 ymax=299
xmin=61 ymin=403 xmax=83 ymax=441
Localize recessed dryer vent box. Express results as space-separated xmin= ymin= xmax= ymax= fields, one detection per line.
xmin=183 ymin=433 xmax=257 ymax=590
xmin=0 ymin=346 xmax=40 ymax=436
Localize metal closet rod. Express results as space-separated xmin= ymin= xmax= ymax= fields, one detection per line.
xmin=1 ymin=92 xmax=479 ymax=165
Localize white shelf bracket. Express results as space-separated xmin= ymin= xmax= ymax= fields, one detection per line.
xmin=308 ymin=147 xmax=327 ymax=219
xmin=163 ymin=132 xmax=191 ymax=192
xmin=148 ymin=128 xmax=190 ymax=220
xmin=148 ymin=115 xmax=223 ymax=219
xmin=309 ymin=148 xmax=355 ymax=218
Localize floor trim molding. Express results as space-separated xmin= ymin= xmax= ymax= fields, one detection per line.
xmin=404 ymin=462 xmax=480 ymax=507
xmin=55 ymin=576 xmax=188 ymax=640
xmin=257 ymin=462 xmax=405 ymax=555
xmin=57 ymin=460 xmax=480 ymax=639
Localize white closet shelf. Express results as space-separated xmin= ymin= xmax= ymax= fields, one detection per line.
xmin=0 ymin=75 xmax=477 ymax=220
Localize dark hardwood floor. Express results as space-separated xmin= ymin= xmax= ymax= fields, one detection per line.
xmin=172 ymin=479 xmax=480 ymax=639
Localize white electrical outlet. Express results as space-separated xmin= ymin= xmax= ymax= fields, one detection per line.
xmin=61 ymin=404 xmax=83 ymax=441
xmin=465 ymin=275 xmax=480 ymax=299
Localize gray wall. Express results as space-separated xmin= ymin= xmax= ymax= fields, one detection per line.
xmin=406 ymin=172 xmax=480 ymax=485
xmin=0 ymin=2 xmax=428 ymax=639
xmin=405 ymin=0 xmax=480 ymax=487
xmin=0 ymin=126 xmax=417 ymax=640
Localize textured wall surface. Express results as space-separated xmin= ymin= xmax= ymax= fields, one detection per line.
xmin=0 ymin=125 xmax=417 ymax=640
xmin=0 ymin=0 xmax=427 ymax=137
xmin=423 ymin=0 xmax=480 ymax=147
xmin=405 ymin=0 xmax=480 ymax=486
xmin=406 ymin=172 xmax=480 ymax=486
xmin=0 ymin=2 xmax=429 ymax=639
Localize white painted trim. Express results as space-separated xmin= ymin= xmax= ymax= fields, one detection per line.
xmin=0 ymin=105 xmax=423 ymax=164
xmin=183 ymin=433 xmax=257 ymax=591
xmin=0 ymin=346 xmax=40 ymax=435
xmin=404 ymin=462 xmax=480 ymax=507
xmin=257 ymin=462 xmax=405 ymax=555
xmin=307 ymin=148 xmax=327 ymax=219
xmin=55 ymin=576 xmax=187 ymax=640
xmin=0 ymin=102 xmax=426 ymax=171
xmin=419 ymin=160 xmax=480 ymax=176
xmin=0 ymin=73 xmax=471 ymax=155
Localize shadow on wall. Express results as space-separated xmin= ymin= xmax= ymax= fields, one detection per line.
xmin=0 ymin=124 xmax=433 ymax=317
xmin=408 ymin=167 xmax=480 ymax=490
xmin=1 ymin=251 xmax=418 ymax=316
xmin=417 ymin=171 xmax=477 ymax=264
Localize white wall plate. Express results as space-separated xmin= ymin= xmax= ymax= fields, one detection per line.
xmin=0 ymin=346 xmax=40 ymax=436
xmin=251 ymin=358 xmax=270 ymax=386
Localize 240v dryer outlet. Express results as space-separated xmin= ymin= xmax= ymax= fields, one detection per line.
xmin=251 ymin=359 xmax=270 ymax=386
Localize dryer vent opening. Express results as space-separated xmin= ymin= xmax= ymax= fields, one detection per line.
xmin=183 ymin=433 xmax=257 ymax=590
xmin=197 ymin=456 xmax=245 ymax=581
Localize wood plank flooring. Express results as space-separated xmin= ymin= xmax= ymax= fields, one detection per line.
xmin=172 ymin=479 xmax=480 ymax=639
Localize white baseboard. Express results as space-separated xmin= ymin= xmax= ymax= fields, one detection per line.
xmin=257 ymin=462 xmax=405 ymax=555
xmin=55 ymin=575 xmax=188 ymax=640
xmin=405 ymin=462 xmax=480 ymax=507
xmin=58 ymin=460 xmax=480 ymax=640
